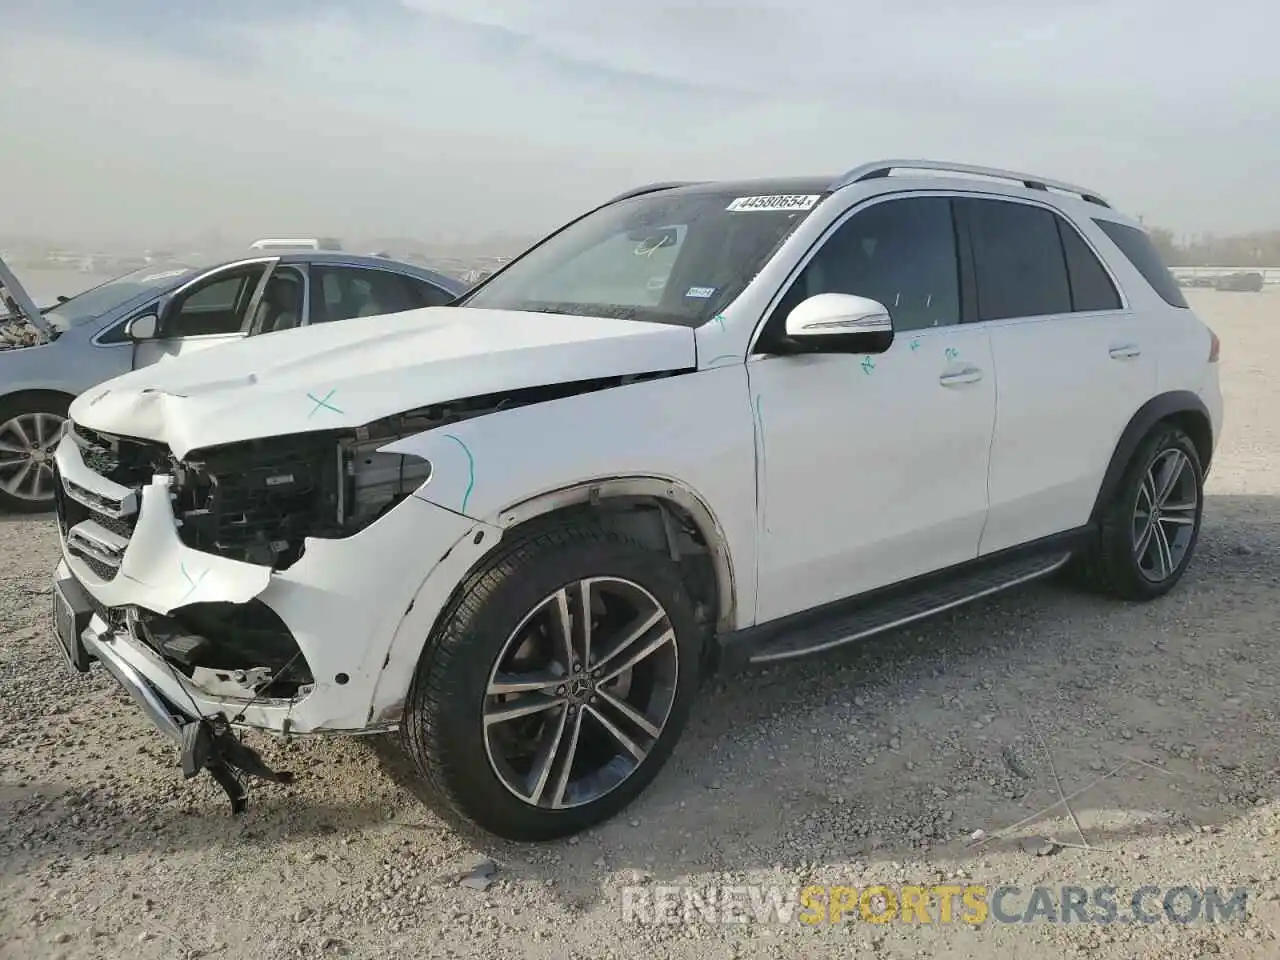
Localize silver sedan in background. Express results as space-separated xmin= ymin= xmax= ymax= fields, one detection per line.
xmin=0 ymin=252 xmax=465 ymax=512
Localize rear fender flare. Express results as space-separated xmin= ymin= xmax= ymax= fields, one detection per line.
xmin=1089 ymin=391 xmax=1212 ymax=523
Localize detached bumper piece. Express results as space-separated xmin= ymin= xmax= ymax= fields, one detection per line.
xmin=179 ymin=715 xmax=294 ymax=814
xmin=53 ymin=571 xmax=294 ymax=814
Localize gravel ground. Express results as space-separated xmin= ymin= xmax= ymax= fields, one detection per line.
xmin=2 ymin=289 xmax=1278 ymax=960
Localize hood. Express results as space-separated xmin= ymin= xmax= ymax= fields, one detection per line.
xmin=0 ymin=253 xmax=52 ymax=340
xmin=69 ymin=306 xmax=697 ymax=458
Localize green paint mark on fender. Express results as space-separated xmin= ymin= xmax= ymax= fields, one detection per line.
xmin=441 ymin=434 xmax=475 ymax=514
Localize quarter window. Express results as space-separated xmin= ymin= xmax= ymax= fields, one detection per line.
xmin=1092 ymin=218 xmax=1189 ymax=308
xmin=768 ymin=196 xmax=961 ymax=338
xmin=410 ymin=278 xmax=457 ymax=307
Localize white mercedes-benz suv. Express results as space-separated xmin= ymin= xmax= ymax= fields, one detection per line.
xmin=49 ymin=160 xmax=1223 ymax=840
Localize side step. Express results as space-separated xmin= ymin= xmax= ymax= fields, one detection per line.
xmin=724 ymin=550 xmax=1072 ymax=666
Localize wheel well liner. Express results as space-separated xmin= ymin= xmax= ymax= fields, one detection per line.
xmin=469 ymin=477 xmax=737 ymax=636
xmin=0 ymin=388 xmax=76 ymax=408
xmin=1089 ymin=391 xmax=1213 ymax=523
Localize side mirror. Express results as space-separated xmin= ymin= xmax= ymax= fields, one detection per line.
xmin=782 ymin=293 xmax=895 ymax=354
xmin=124 ymin=312 xmax=159 ymax=341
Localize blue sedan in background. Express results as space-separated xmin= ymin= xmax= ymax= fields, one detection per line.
xmin=0 ymin=251 xmax=465 ymax=511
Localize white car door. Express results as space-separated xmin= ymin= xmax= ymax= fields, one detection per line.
xmin=131 ymin=261 xmax=294 ymax=369
xmin=957 ymin=196 xmax=1160 ymax=555
xmin=747 ymin=194 xmax=997 ymax=624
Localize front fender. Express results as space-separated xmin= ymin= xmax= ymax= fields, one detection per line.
xmin=379 ymin=366 xmax=759 ymax=625
xmin=0 ymin=331 xmax=126 ymax=400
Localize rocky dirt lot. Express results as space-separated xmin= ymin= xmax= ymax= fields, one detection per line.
xmin=2 ymin=289 xmax=1278 ymax=960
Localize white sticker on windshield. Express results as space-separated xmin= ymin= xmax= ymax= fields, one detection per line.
xmin=726 ymin=194 xmax=820 ymax=213
xmin=138 ymin=269 xmax=189 ymax=283
xmin=685 ymin=286 xmax=716 ymax=299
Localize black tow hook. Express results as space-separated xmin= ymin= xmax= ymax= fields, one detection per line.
xmin=179 ymin=715 xmax=294 ymax=813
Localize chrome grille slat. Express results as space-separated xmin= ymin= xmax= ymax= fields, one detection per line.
xmin=62 ymin=477 xmax=135 ymax=519
xmin=56 ymin=421 xmax=170 ymax=584
xmin=66 ymin=520 xmax=128 ymax=569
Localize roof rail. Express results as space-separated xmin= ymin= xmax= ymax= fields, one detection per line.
xmin=605 ymin=181 xmax=703 ymax=205
xmin=829 ymin=159 xmax=1110 ymax=208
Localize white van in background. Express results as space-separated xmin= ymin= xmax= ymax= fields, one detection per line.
xmin=248 ymin=237 xmax=343 ymax=252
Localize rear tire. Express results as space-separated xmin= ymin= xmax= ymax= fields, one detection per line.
xmin=1071 ymin=424 xmax=1204 ymax=601
xmin=400 ymin=521 xmax=702 ymax=841
xmin=0 ymin=393 xmax=70 ymax=513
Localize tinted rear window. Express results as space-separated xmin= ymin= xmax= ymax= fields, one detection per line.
xmin=1092 ymin=219 xmax=1188 ymax=308
xmin=964 ymin=198 xmax=1071 ymax=320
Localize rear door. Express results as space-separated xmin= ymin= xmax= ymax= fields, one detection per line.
xmin=959 ymin=196 xmax=1159 ymax=554
xmin=131 ymin=262 xmax=272 ymax=368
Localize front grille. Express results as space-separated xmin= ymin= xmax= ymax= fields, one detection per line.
xmin=61 ymin=422 xmax=340 ymax=573
xmin=71 ymin=424 xmax=169 ymax=487
xmin=58 ymin=423 xmax=170 ymax=583
xmin=78 ymin=552 xmax=118 ymax=583
xmin=52 ymin=463 xmax=71 ymax=539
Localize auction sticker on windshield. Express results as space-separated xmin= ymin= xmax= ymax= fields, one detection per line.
xmin=726 ymin=195 xmax=821 ymax=212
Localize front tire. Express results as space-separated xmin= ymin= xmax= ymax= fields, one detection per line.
xmin=401 ymin=522 xmax=702 ymax=841
xmin=1072 ymin=424 xmax=1205 ymax=601
xmin=0 ymin=393 xmax=70 ymax=513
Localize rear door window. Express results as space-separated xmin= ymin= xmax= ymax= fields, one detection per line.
xmin=962 ymin=198 xmax=1071 ymax=321
xmin=310 ymin=267 xmax=421 ymax=323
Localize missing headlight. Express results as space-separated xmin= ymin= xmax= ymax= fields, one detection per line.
xmin=172 ymin=431 xmax=431 ymax=570
xmin=339 ymin=434 xmax=432 ymax=532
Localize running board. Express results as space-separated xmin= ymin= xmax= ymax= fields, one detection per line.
xmin=721 ymin=550 xmax=1073 ymax=667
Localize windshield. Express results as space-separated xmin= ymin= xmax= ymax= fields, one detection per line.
xmin=45 ymin=263 xmax=195 ymax=329
xmin=459 ymin=188 xmax=827 ymax=326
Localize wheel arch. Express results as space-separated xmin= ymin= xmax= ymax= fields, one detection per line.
xmin=369 ymin=475 xmax=739 ymax=729
xmin=0 ymin=387 xmax=77 ymax=410
xmin=488 ymin=475 xmax=738 ymax=635
xmin=1089 ymin=391 xmax=1213 ymax=524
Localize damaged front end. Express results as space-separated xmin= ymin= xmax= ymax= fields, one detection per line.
xmin=51 ymin=400 xmax=509 ymax=812
xmin=0 ymin=253 xmax=53 ymax=346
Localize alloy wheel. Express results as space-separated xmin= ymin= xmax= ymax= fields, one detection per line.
xmin=1132 ymin=448 xmax=1198 ymax=583
xmin=0 ymin=412 xmax=63 ymax=504
xmin=483 ymin=576 xmax=680 ymax=810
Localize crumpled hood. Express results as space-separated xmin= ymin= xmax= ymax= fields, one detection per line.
xmin=68 ymin=306 xmax=697 ymax=458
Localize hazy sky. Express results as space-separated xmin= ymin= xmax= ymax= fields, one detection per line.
xmin=0 ymin=0 xmax=1275 ymax=247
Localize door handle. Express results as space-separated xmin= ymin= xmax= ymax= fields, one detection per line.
xmin=939 ymin=367 xmax=983 ymax=386
xmin=1109 ymin=344 xmax=1142 ymax=360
